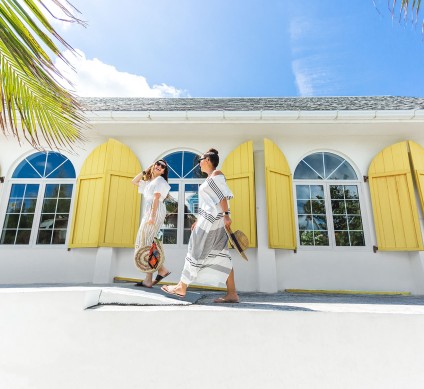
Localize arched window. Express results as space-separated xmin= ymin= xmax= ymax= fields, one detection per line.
xmin=293 ymin=152 xmax=365 ymax=247
xmin=0 ymin=152 xmax=75 ymax=245
xmin=160 ymin=151 xmax=206 ymax=245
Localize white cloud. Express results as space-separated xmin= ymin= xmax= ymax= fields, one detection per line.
xmin=289 ymin=17 xmax=343 ymax=96
xmin=55 ymin=49 xmax=187 ymax=97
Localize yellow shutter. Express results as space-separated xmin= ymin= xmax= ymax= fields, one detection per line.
xmin=264 ymin=138 xmax=296 ymax=249
xmin=221 ymin=141 xmax=257 ymax=247
xmin=368 ymin=141 xmax=423 ymax=251
xmin=69 ymin=139 xmax=142 ymax=248
xmin=409 ymin=140 xmax=424 ymax=213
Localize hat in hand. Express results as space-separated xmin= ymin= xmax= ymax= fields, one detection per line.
xmin=225 ymin=227 xmax=249 ymax=260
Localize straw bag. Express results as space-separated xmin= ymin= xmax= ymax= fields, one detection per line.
xmin=134 ymin=238 xmax=165 ymax=273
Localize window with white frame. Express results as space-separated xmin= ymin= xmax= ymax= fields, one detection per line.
xmin=160 ymin=151 xmax=206 ymax=245
xmin=293 ymin=152 xmax=365 ymax=247
xmin=0 ymin=152 xmax=75 ymax=245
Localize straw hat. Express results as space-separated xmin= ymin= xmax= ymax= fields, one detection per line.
xmin=225 ymin=227 xmax=249 ymax=260
xmin=134 ymin=238 xmax=165 ymax=273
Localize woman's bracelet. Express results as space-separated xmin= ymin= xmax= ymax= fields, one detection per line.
xmin=224 ymin=211 xmax=230 ymax=215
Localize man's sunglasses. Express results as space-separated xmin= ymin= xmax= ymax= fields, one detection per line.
xmin=155 ymin=161 xmax=167 ymax=169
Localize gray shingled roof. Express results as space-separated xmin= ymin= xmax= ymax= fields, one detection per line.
xmin=79 ymin=96 xmax=424 ymax=112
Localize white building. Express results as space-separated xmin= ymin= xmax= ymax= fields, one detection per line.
xmin=1 ymin=96 xmax=424 ymax=294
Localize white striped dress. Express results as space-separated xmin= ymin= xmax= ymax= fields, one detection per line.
xmin=181 ymin=174 xmax=234 ymax=287
xmin=134 ymin=176 xmax=170 ymax=269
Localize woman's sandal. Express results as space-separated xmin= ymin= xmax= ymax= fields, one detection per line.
xmin=152 ymin=271 xmax=171 ymax=286
xmin=161 ymin=285 xmax=185 ymax=298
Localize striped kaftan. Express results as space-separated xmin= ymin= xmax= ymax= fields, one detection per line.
xmin=134 ymin=176 xmax=170 ymax=270
xmin=181 ymin=174 xmax=234 ymax=287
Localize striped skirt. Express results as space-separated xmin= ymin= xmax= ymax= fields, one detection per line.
xmin=134 ymin=200 xmax=166 ymax=267
xmin=181 ymin=212 xmax=232 ymax=287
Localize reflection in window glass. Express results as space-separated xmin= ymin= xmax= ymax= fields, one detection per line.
xmin=158 ymin=151 xmax=204 ymax=245
xmin=1 ymin=184 xmax=39 ymax=244
xmin=294 ymin=152 xmax=357 ymax=180
xmin=1 ymin=152 xmax=75 ymax=246
xmin=161 ymin=184 xmax=179 ymax=244
xmin=330 ymin=185 xmax=364 ymax=246
xmin=294 ymin=153 xmax=365 ymax=248
xmin=297 ymin=185 xmax=328 ymax=246
xmin=37 ymin=184 xmax=73 ymax=245
xmin=184 ymin=183 xmax=200 ymax=244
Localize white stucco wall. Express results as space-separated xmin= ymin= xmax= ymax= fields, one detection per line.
xmin=2 ymin=113 xmax=424 ymax=293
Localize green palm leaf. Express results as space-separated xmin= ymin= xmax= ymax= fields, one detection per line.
xmin=0 ymin=0 xmax=87 ymax=150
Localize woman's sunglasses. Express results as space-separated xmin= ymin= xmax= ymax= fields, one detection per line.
xmin=155 ymin=161 xmax=167 ymax=169
xmin=197 ymin=157 xmax=206 ymax=164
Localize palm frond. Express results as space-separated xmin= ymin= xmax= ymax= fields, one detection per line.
xmin=0 ymin=0 xmax=87 ymax=150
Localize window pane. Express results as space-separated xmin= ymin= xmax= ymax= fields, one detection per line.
xmin=348 ymin=216 xmax=363 ymax=230
xmin=162 ymin=229 xmax=177 ymax=244
xmin=52 ymin=230 xmax=67 ymax=244
xmin=25 ymin=185 xmax=39 ymax=198
xmin=333 ymin=215 xmax=347 ymax=230
xmin=312 ymin=215 xmax=327 ymax=230
xmin=164 ymin=214 xmax=178 ymax=229
xmin=346 ymin=201 xmax=360 ymax=214
xmin=296 ymin=185 xmax=310 ymax=199
xmin=298 ymin=215 xmax=312 ymax=230
xmin=329 ymin=162 xmax=358 ymax=180
xmin=184 ymin=214 xmax=197 ymax=228
xmin=9 ymin=184 xmax=25 ymax=198
xmin=297 ymin=199 xmax=311 ymax=214
xmin=45 ymin=152 xmax=67 ymax=177
xmin=57 ymin=199 xmax=71 ymax=213
xmin=37 ymin=230 xmax=52 ymax=244
xmin=4 ymin=214 xmax=19 ymax=229
xmin=311 ymin=200 xmax=325 ymax=214
xmin=47 ymin=160 xmax=76 ymax=178
xmin=313 ymin=231 xmax=329 ymax=246
xmin=324 ymin=153 xmax=345 ymax=179
xmin=22 ymin=199 xmax=37 ymax=213
xmin=45 ymin=184 xmax=60 ymax=198
xmin=2 ymin=184 xmax=39 ymax=246
xmin=310 ymin=185 xmax=324 ymax=199
xmin=18 ymin=214 xmax=34 ymax=228
xmin=344 ymin=185 xmax=359 ymax=199
xmin=26 ymin=153 xmax=47 ymax=177
xmin=43 ymin=199 xmax=57 ymax=213
xmin=303 ymin=153 xmax=325 ymax=178
xmin=335 ymin=231 xmax=350 ymax=246
xmin=39 ymin=214 xmax=55 ymax=229
xmin=1 ymin=230 xmax=16 ymax=244
xmin=165 ymin=185 xmax=179 ymax=213
xmin=16 ymin=229 xmax=31 ymax=244
xmin=164 ymin=152 xmax=183 ymax=178
xmin=299 ymin=230 xmax=314 ymax=246
xmin=331 ymin=200 xmax=346 ymax=215
xmin=7 ymin=199 xmax=22 ymax=213
xmin=330 ymin=185 xmax=344 ymax=199
xmin=294 ymin=160 xmax=322 ymax=180
xmin=350 ymin=231 xmax=365 ymax=246
xmin=54 ymin=214 xmax=69 ymax=229
xmin=59 ymin=184 xmax=73 ymax=198
xmin=183 ymin=152 xmax=200 ymax=178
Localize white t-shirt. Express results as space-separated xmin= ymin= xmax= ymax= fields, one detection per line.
xmin=138 ymin=176 xmax=170 ymax=202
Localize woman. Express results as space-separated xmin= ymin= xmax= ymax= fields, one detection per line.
xmin=161 ymin=148 xmax=239 ymax=303
xmin=132 ymin=159 xmax=171 ymax=288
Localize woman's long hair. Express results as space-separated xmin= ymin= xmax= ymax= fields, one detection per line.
xmin=143 ymin=159 xmax=169 ymax=182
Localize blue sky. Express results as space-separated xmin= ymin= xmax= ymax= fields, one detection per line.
xmin=51 ymin=0 xmax=424 ymax=97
